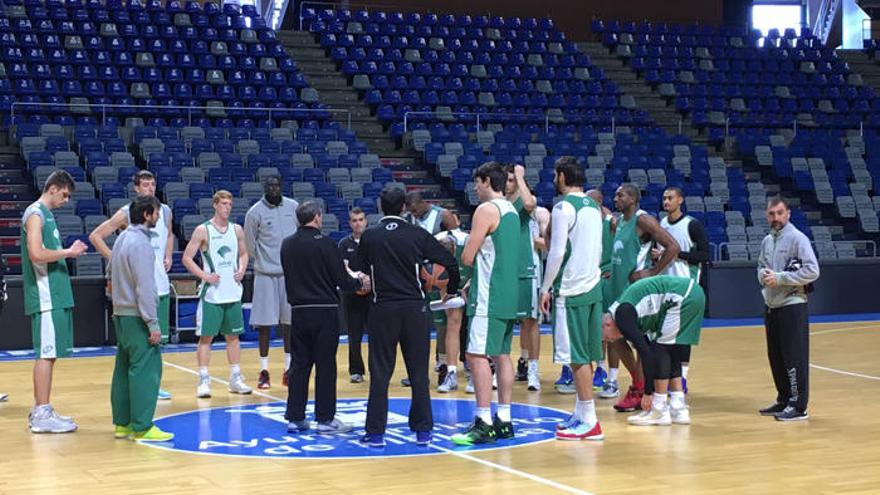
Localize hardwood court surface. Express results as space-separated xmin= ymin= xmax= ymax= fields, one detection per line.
xmin=1 ymin=320 xmax=879 ymax=495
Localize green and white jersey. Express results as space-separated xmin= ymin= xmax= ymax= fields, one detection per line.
xmin=512 ymin=197 xmax=536 ymax=279
xmin=410 ymin=204 xmax=446 ymax=235
xmin=20 ymin=202 xmax=74 ymax=315
xmin=660 ymin=214 xmax=701 ymax=281
xmin=436 ymin=228 xmax=472 ymax=286
xmin=608 ymin=275 xmax=704 ymax=345
xmin=542 ymin=193 xmax=603 ymax=298
xmin=600 ymin=213 xmax=613 ymax=273
xmin=200 ymin=220 xmax=243 ymax=304
xmin=121 ymin=202 xmax=171 ymax=296
xmin=467 ymin=198 xmax=520 ymax=319
xmin=609 ymin=209 xmax=652 ymax=301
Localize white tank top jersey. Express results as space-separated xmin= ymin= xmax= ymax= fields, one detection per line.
xmin=121 ymin=202 xmax=171 ymax=296
xmin=200 ymin=220 xmax=243 ymax=304
xmin=554 ymin=193 xmax=603 ymax=297
xmin=660 ymin=214 xmax=701 ymax=280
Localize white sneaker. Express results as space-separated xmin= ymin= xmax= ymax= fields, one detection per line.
xmin=197 ymin=376 xmax=212 ymax=398
xmin=315 ymin=417 xmax=352 ymax=434
xmin=670 ymin=406 xmax=691 ymax=425
xmin=30 ymin=406 xmax=77 ymax=433
xmin=628 ymin=407 xmax=672 ymax=426
xmin=465 ymin=374 xmax=475 ymax=394
xmin=228 ymin=373 xmax=253 ymax=394
xmin=437 ymin=370 xmax=458 ymax=393
xmin=527 ymin=361 xmax=540 ymax=391
xmin=0 ymin=392 xmax=8 ymax=402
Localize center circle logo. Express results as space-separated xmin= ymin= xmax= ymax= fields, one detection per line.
xmin=145 ymin=398 xmax=569 ymax=459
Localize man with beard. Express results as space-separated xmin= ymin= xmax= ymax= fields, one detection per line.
xmin=244 ymin=175 xmax=298 ymax=389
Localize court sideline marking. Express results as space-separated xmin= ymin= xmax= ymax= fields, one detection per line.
xmin=163 ymin=360 xmax=595 ymax=495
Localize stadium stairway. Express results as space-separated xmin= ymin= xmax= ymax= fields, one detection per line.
xmin=0 ymin=137 xmax=29 ymax=274
xmin=836 ymin=49 xmax=880 ymax=100
xmin=277 ymin=30 xmax=462 ymax=213
xmin=577 ymin=41 xmax=706 ymax=144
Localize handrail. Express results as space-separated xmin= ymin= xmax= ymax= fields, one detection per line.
xmin=9 ymin=101 xmax=353 ymax=130
xmin=403 ymin=110 xmax=616 ymax=134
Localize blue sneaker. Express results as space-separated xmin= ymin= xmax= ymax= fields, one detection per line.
xmin=597 ymin=379 xmax=619 ymax=399
xmin=360 ymin=433 xmax=385 ymax=447
xmin=592 ymin=366 xmax=607 ymax=391
xmin=556 ymin=414 xmax=579 ymax=431
xmin=554 ymin=365 xmax=573 ymax=387
xmin=157 ymin=389 xmax=172 ymax=401
xmin=415 ymin=430 xmax=432 ymax=446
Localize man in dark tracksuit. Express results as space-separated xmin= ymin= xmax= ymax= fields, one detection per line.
xmin=281 ymin=201 xmax=368 ymax=434
xmin=357 ymin=186 xmax=460 ymax=447
xmin=338 ymin=207 xmax=370 ymax=383
xmin=758 ymin=197 xmax=819 ymax=422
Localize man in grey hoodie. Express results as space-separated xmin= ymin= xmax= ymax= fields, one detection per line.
xmin=757 ymin=197 xmax=819 ymax=422
xmin=109 ymin=195 xmax=174 ymax=442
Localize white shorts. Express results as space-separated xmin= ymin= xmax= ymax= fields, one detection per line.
xmin=249 ymin=274 xmax=291 ymax=326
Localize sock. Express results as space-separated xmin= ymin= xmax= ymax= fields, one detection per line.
xmin=446 ymin=364 xmax=457 ymax=374
xmin=528 ymin=359 xmax=539 ymax=372
xmin=681 ymin=365 xmax=690 ymax=379
xmin=438 ymin=353 xmax=446 ymax=364
xmin=670 ymin=391 xmax=686 ymax=409
xmin=576 ymin=399 xmax=597 ymax=423
xmin=260 ymin=357 xmax=269 ymax=371
xmin=609 ymin=368 xmax=619 ymax=382
xmin=230 ymin=364 xmax=241 ymax=376
xmin=198 ymin=367 xmax=209 ymax=378
xmin=521 ymin=349 xmax=529 ymax=360
xmin=652 ymin=393 xmax=668 ymax=411
xmin=284 ymin=353 xmax=291 ymax=370
xmin=496 ymin=403 xmax=511 ymax=422
xmin=476 ymin=407 xmax=492 ymax=424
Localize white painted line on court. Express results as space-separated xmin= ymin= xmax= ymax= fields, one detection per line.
xmin=810 ymin=324 xmax=880 ymax=336
xmin=163 ymin=359 xmax=596 ymax=495
xmin=810 ymin=363 xmax=880 ymax=382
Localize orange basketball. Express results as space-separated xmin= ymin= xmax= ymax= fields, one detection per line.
xmin=420 ymin=263 xmax=449 ymax=293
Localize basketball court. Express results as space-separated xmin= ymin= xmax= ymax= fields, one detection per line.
xmin=1 ymin=318 xmax=878 ymax=494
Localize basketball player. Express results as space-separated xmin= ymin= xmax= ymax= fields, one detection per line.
xmin=436 ymin=211 xmax=471 ymax=393
xmin=603 ymin=275 xmax=706 ymax=426
xmin=244 ymin=174 xmax=298 ymax=389
xmin=405 ymin=191 xmax=457 ymax=235
xmin=21 ymin=170 xmax=88 ymax=433
xmin=591 ymin=188 xmax=616 ymax=389
xmin=109 ymin=195 xmax=174 ymax=442
xmin=182 ymin=190 xmax=252 ymax=398
xmin=539 ymin=157 xmax=605 ymax=441
xmin=451 ymin=162 xmax=520 ymax=446
xmin=652 ymin=186 xmax=710 ymax=391
xmin=504 ymin=165 xmax=542 ymax=392
xmin=90 ymin=170 xmax=173 ymax=401
xmin=338 ymin=207 xmax=370 ymax=383
xmin=604 ymin=183 xmax=679 ymax=412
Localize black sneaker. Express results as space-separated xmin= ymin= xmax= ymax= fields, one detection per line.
xmin=515 ymin=357 xmax=528 ymax=382
xmin=437 ymin=365 xmax=448 ymax=387
xmin=758 ymin=402 xmax=787 ymax=416
xmin=775 ymin=406 xmax=809 ymax=422
xmin=493 ymin=415 xmax=515 ymax=440
xmin=451 ymin=417 xmax=497 ymax=446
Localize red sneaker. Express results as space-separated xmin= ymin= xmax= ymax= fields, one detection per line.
xmin=555 ymin=421 xmax=604 ymax=441
xmin=281 ymin=369 xmax=288 ymax=387
xmin=614 ymin=385 xmax=643 ymax=412
xmin=257 ymin=369 xmax=271 ymax=390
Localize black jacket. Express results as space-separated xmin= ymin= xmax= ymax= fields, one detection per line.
xmin=281 ymin=226 xmax=363 ymax=308
xmin=338 ymin=233 xmax=370 ymax=302
xmin=357 ymin=215 xmax=460 ymax=304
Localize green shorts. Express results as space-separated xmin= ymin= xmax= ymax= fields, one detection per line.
xmin=158 ymin=294 xmax=170 ymax=342
xmin=516 ymin=276 xmax=539 ymax=320
xmin=551 ymin=293 xmax=603 ymax=365
xmin=467 ymin=315 xmax=515 ymax=356
xmin=196 ymin=300 xmax=244 ymax=338
xmin=31 ymin=308 xmax=74 ymax=359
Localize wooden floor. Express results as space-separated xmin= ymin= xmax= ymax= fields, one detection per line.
xmin=1 ymin=320 xmax=879 ymax=495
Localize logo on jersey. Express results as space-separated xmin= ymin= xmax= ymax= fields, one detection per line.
xmin=144 ymin=398 xmax=568 ymax=459
xmin=217 ymin=245 xmax=233 ymax=260
xmin=385 ymin=223 xmax=399 ymax=231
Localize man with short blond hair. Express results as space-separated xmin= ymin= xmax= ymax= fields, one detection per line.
xmin=182 ymin=190 xmax=252 ymax=398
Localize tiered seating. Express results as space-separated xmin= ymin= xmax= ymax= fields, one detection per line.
xmin=306 ymin=9 xmax=650 ymax=136
xmin=596 ymin=21 xmax=877 ymax=140
xmin=0 ymin=0 xmax=331 ymax=129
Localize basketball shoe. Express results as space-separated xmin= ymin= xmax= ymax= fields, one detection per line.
xmin=516 ymin=357 xmax=528 ymax=381
xmin=451 ymin=417 xmax=497 ymax=446
xmin=257 ymin=370 xmax=271 ymax=390
xmin=555 ymin=420 xmax=603 ymax=441
xmin=628 ymin=407 xmax=671 ymax=426
xmin=614 ymin=385 xmax=643 ymax=412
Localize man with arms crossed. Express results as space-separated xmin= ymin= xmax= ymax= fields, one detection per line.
xmin=182 ymin=190 xmax=252 ymax=398
xmin=244 ymin=175 xmax=298 ymax=389
xmin=21 ymin=170 xmax=87 ymax=433
xmin=90 ymin=170 xmax=174 ymax=401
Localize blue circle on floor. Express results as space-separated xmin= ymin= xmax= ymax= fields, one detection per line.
xmin=144 ymin=398 xmax=569 ymax=458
